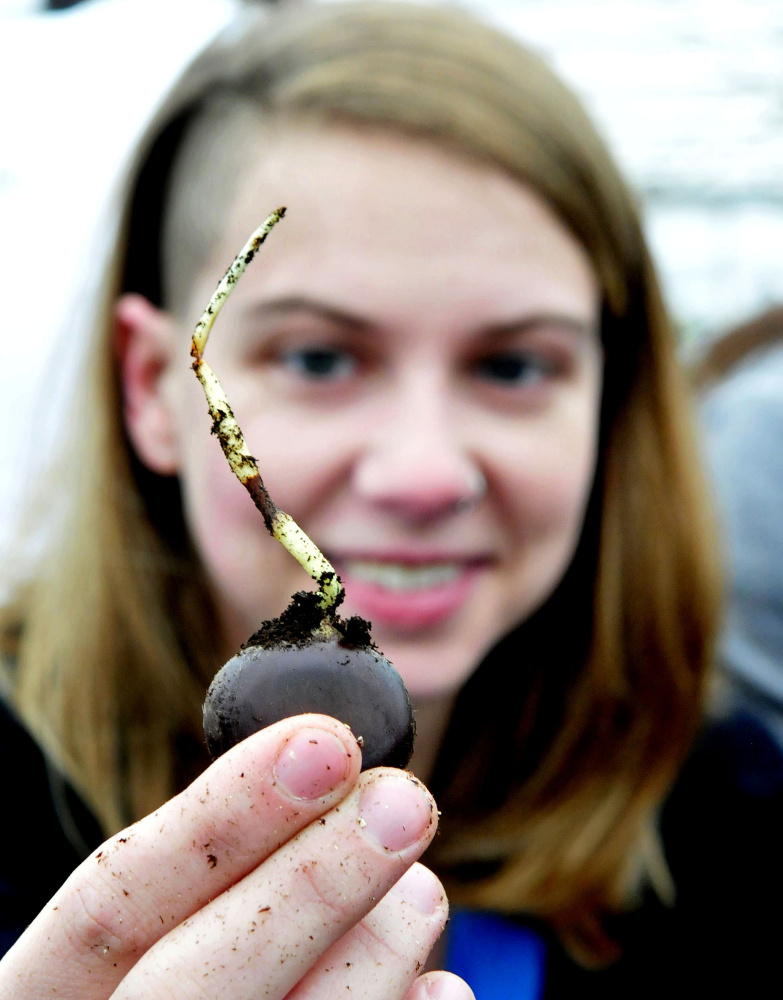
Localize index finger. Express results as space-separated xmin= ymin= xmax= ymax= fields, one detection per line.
xmin=0 ymin=714 xmax=361 ymax=1000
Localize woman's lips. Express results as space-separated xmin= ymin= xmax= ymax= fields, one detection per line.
xmin=333 ymin=557 xmax=485 ymax=630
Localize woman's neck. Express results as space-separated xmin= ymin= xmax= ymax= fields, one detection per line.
xmin=406 ymin=694 xmax=456 ymax=783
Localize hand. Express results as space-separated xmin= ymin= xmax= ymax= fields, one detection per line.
xmin=0 ymin=714 xmax=474 ymax=1000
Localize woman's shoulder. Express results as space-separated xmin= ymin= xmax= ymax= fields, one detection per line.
xmin=666 ymin=706 xmax=783 ymax=805
xmin=544 ymin=710 xmax=783 ymax=998
xmin=0 ymin=693 xmax=102 ymax=956
xmin=658 ymin=708 xmax=783 ymax=931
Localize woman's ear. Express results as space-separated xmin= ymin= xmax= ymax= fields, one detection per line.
xmin=115 ymin=293 xmax=181 ymax=476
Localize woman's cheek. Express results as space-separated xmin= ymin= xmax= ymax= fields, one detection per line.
xmin=534 ymin=400 xmax=599 ymax=514
xmin=498 ymin=432 xmax=595 ymax=535
xmin=496 ymin=435 xmax=599 ymax=614
xmin=533 ymin=458 xmax=596 ymax=535
xmin=237 ymin=408 xmax=358 ymax=515
xmin=179 ymin=441 xmax=294 ymax=624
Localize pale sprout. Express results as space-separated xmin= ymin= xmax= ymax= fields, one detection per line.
xmin=190 ymin=207 xmax=343 ymax=612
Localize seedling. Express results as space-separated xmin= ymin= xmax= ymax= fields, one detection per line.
xmin=192 ymin=209 xmax=414 ymax=769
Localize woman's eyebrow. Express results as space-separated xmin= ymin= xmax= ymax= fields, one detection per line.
xmin=237 ymin=301 xmax=598 ymax=342
xmin=242 ymin=295 xmax=371 ymax=330
xmin=484 ymin=313 xmax=600 ymax=340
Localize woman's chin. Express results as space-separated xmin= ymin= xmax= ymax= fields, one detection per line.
xmin=374 ymin=635 xmax=483 ymax=704
xmin=336 ymin=575 xmax=506 ymax=702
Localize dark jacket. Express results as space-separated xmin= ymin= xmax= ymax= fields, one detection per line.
xmin=545 ymin=710 xmax=783 ymax=997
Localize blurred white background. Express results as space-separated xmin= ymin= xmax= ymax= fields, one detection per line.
xmin=2 ymin=0 xmax=782 ymax=577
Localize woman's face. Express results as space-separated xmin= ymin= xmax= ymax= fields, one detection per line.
xmin=158 ymin=126 xmax=603 ymax=702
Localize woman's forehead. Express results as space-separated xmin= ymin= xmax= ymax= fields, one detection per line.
xmin=195 ymin=124 xmax=599 ymax=322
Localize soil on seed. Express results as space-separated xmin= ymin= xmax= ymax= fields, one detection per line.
xmin=241 ymin=590 xmax=375 ymax=650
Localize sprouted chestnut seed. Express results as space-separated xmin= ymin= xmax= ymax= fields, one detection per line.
xmin=192 ymin=208 xmax=415 ymax=770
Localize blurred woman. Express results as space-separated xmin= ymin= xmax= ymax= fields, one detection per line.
xmin=1 ymin=3 xmax=753 ymax=997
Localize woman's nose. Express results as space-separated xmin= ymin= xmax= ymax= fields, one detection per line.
xmin=352 ymin=389 xmax=486 ymax=520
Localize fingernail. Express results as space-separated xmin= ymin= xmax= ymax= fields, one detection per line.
xmin=274 ymin=729 xmax=350 ymax=800
xmin=389 ymin=863 xmax=443 ymax=915
xmin=358 ymin=774 xmax=433 ymax=851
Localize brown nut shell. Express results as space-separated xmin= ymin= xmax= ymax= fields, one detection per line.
xmin=203 ymin=637 xmax=415 ymax=770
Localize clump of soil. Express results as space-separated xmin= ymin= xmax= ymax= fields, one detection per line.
xmin=241 ymin=590 xmax=374 ymax=651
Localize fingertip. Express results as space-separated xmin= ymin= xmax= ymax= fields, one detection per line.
xmin=389 ymin=863 xmax=448 ymax=917
xmin=357 ymin=771 xmax=438 ymax=852
xmin=408 ymin=971 xmax=476 ymax=1000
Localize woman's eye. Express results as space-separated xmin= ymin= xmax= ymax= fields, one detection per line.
xmin=280 ymin=346 xmax=357 ymax=381
xmin=472 ymin=352 xmax=550 ymax=386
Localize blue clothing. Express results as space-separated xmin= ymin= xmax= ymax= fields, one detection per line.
xmin=446 ymin=910 xmax=546 ymax=1000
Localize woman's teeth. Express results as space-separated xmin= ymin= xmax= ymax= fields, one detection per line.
xmin=343 ymin=560 xmax=461 ymax=591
